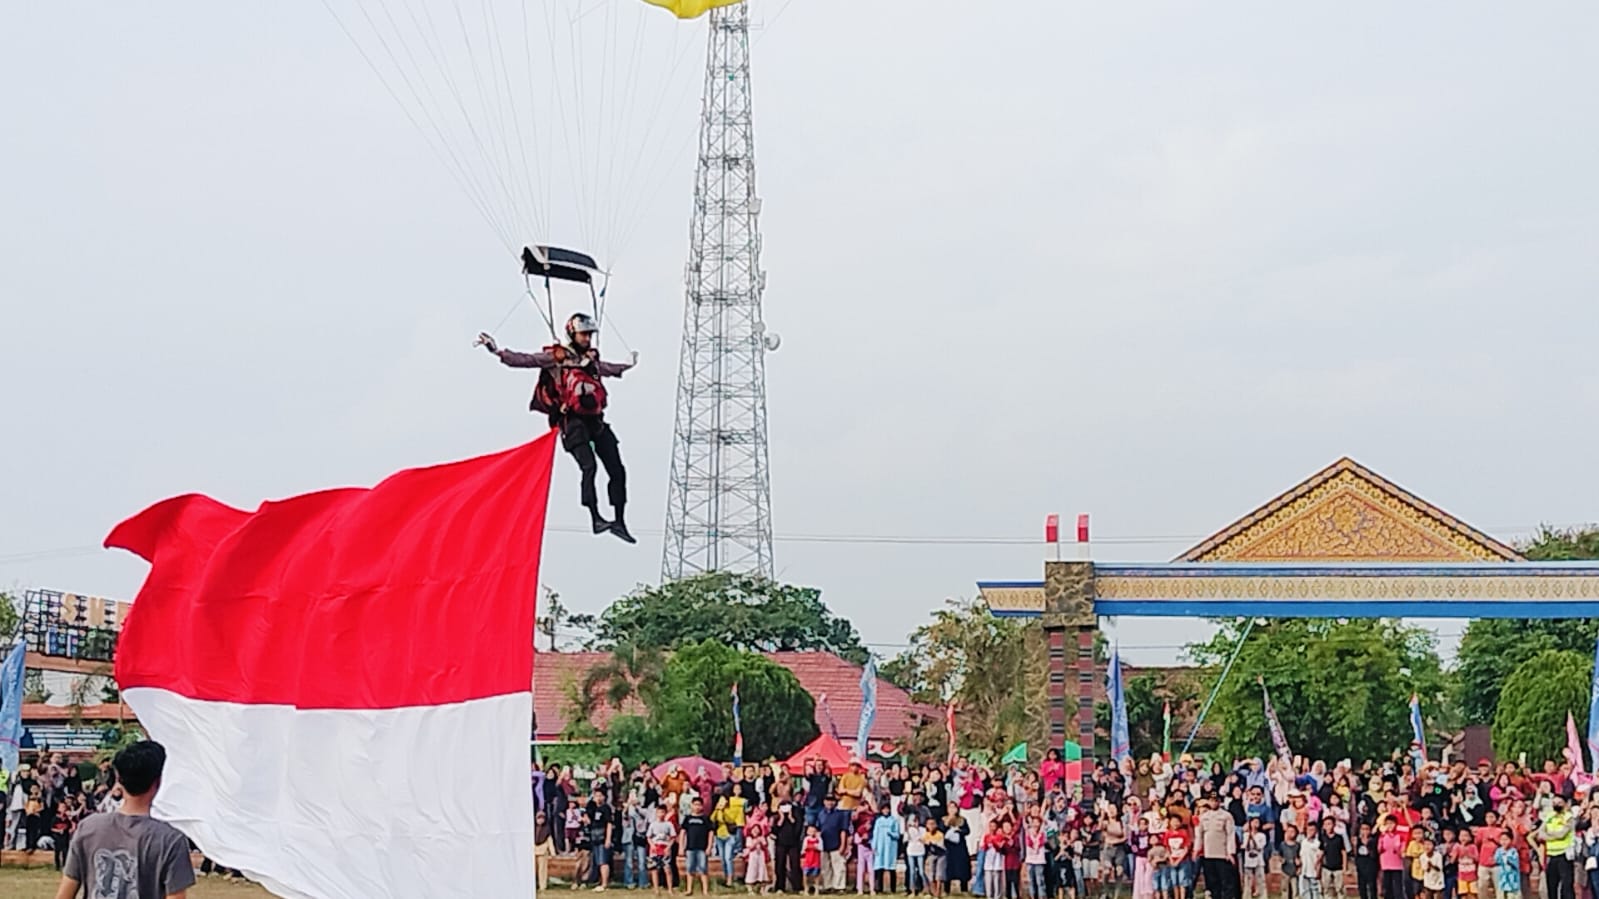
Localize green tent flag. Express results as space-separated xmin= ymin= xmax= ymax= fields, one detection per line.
xmin=1001 ymin=742 xmax=1028 ymax=765
xmin=1061 ymin=741 xmax=1083 ymax=762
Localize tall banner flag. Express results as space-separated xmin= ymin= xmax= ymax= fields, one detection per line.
xmin=856 ymin=658 xmax=878 ymax=760
xmin=1409 ymin=693 xmax=1427 ymax=766
xmin=731 ymin=682 xmax=744 ymax=765
xmin=1260 ymin=678 xmax=1292 ymax=765
xmin=1588 ymin=631 xmax=1599 ymax=773
xmin=1162 ymin=700 xmax=1173 ymax=761
xmin=818 ymin=692 xmax=842 ymax=741
xmin=946 ymin=701 xmax=958 ymax=762
xmin=107 ymin=433 xmax=558 ymax=899
xmin=0 ymin=639 xmax=25 ymax=774
xmin=1565 ymin=711 xmax=1593 ymax=788
xmin=1108 ymin=644 xmax=1131 ymax=764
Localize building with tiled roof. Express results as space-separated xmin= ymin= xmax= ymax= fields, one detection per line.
xmin=532 ymin=649 xmax=939 ymax=751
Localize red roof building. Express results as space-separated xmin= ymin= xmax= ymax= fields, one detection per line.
xmin=531 ymin=649 xmax=938 ymax=750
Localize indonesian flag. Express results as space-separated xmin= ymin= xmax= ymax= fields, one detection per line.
xmin=106 ymin=433 xmax=558 ymax=899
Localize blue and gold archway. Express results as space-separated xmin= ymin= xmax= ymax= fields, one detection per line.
xmin=977 ymin=457 xmax=1599 ymax=760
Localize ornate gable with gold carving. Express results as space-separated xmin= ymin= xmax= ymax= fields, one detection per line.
xmin=1179 ymin=458 xmax=1522 ymax=563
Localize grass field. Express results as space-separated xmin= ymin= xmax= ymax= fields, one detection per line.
xmin=0 ymin=868 xmax=271 ymax=898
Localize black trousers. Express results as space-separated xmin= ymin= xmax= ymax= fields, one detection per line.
xmin=1383 ymin=870 xmax=1406 ymax=899
xmin=561 ymin=416 xmax=626 ymax=510
xmin=1203 ymin=859 xmax=1239 ymax=899
xmin=1356 ymin=864 xmax=1379 ymax=899
xmin=775 ymin=845 xmax=803 ymax=893
xmin=1546 ymin=855 xmax=1576 ymax=899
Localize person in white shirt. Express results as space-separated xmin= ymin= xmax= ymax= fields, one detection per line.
xmin=905 ymin=820 xmax=927 ymax=895
xmin=1300 ymin=833 xmax=1325 ymax=899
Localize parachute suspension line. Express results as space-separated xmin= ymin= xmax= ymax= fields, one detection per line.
xmin=518 ymin=0 xmax=550 ymax=241
xmin=1178 ymin=617 xmax=1256 ymax=757
xmin=369 ymin=0 xmax=529 ymax=248
xmin=490 ymin=287 xmax=532 ymax=336
xmin=607 ymin=25 xmax=701 ymax=267
xmin=599 ymin=7 xmax=653 ymax=266
xmin=544 ymin=0 xmax=591 ymax=249
xmin=379 ymin=0 xmax=524 ymax=247
xmin=450 ymin=0 xmax=532 ymax=244
xmin=564 ymin=3 xmax=597 ymax=250
xmin=323 ymin=0 xmax=515 ymax=253
xmin=480 ymin=0 xmax=538 ymax=240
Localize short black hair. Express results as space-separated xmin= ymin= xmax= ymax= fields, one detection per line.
xmin=113 ymin=740 xmax=167 ymax=796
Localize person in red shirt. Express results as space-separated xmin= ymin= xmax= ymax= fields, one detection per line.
xmin=1473 ymin=812 xmax=1504 ymax=899
xmin=1160 ymin=812 xmax=1194 ymax=899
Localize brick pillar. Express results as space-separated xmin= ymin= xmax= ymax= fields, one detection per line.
xmin=1041 ymin=560 xmax=1097 ymax=791
xmin=1075 ymin=625 xmax=1097 ymax=761
xmin=1046 ymin=628 xmax=1068 ymax=745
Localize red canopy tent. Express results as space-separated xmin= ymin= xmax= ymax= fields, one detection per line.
xmin=783 ymin=734 xmax=858 ymax=775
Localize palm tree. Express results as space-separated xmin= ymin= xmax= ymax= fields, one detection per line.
xmin=581 ymin=642 xmax=666 ymax=714
xmin=536 ymin=589 xmax=567 ymax=652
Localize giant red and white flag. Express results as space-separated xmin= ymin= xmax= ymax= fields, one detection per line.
xmin=107 ymin=433 xmax=558 ymax=899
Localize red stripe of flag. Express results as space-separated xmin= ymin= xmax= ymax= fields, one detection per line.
xmin=107 ymin=433 xmax=559 ymax=710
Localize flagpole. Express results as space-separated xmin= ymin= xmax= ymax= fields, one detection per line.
xmin=1179 ymin=618 xmax=1254 ymax=757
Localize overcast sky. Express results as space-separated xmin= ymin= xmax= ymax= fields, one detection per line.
xmin=3 ymin=2 xmax=1596 ymax=667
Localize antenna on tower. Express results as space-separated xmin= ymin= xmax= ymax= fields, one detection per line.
xmin=663 ymin=1 xmax=775 ymax=580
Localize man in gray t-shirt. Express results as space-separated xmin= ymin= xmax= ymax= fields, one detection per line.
xmin=56 ymin=740 xmax=196 ymax=899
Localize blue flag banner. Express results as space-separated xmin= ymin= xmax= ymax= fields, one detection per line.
xmin=731 ymin=682 xmax=743 ymax=765
xmin=0 ymin=640 xmax=26 ymax=774
xmin=1588 ymin=632 xmax=1599 ymax=773
xmin=856 ymin=658 xmax=878 ymax=760
xmin=1108 ymin=644 xmax=1131 ymax=763
xmin=1409 ymin=693 xmax=1427 ymax=767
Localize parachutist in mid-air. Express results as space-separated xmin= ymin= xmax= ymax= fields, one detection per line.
xmin=478 ymin=314 xmax=638 ymax=543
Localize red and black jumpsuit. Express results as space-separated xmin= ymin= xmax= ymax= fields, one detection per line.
xmin=496 ymin=345 xmax=633 ymax=513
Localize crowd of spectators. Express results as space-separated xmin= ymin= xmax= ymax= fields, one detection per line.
xmin=533 ymin=750 xmax=1599 ymax=899
xmin=3 ymin=751 xmax=121 ymax=867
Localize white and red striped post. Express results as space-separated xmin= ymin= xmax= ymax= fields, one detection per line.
xmin=1076 ymin=513 xmax=1090 ymax=559
xmin=1045 ymin=513 xmax=1061 ymax=561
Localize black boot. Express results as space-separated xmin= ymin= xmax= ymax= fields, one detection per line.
xmin=587 ymin=504 xmax=611 ymax=535
xmin=609 ymin=504 xmax=636 ymax=544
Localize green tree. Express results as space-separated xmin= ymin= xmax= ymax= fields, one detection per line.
xmin=590 ymin=573 xmax=868 ymax=665
xmin=1491 ymin=649 xmax=1590 ymax=764
xmin=886 ymin=598 xmax=1047 ymax=758
xmin=0 ymin=591 xmax=20 ymax=642
xmin=1188 ymin=618 xmax=1447 ymax=762
xmin=578 ymin=642 xmax=665 ymax=716
xmin=1455 ymin=526 xmax=1599 ymax=725
xmin=650 ymin=640 xmax=819 ymax=761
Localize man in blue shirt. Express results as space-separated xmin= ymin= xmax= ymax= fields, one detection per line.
xmin=817 ymin=794 xmax=853 ymax=892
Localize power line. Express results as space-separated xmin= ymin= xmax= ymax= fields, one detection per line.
xmin=1 ymin=519 xmax=1587 ymax=566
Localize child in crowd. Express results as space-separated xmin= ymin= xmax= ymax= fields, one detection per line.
xmin=802 ymin=824 xmax=824 ymax=895
xmin=1054 ymin=827 xmax=1079 ymax=899
xmin=1491 ymin=834 xmax=1521 ymax=899
xmin=1281 ymin=825 xmax=1304 ymax=899
xmin=906 ymin=817 xmax=927 ymax=895
xmin=565 ymin=802 xmax=585 ymax=855
xmin=855 ymin=812 xmax=876 ymax=895
xmin=1419 ymin=837 xmax=1445 ymax=899
xmin=925 ymin=819 xmax=947 ymax=899
xmin=573 ymin=810 xmax=594 ymax=889
xmin=1440 ymin=829 xmax=1458 ymax=899
xmin=1242 ymin=819 xmax=1268 ymax=899
xmin=1455 ymin=828 xmax=1478 ymax=899
xmin=745 ymin=817 xmax=770 ymax=894
xmin=648 ymin=806 xmax=677 ymax=895
xmin=1301 ymin=827 xmax=1326 ymax=899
